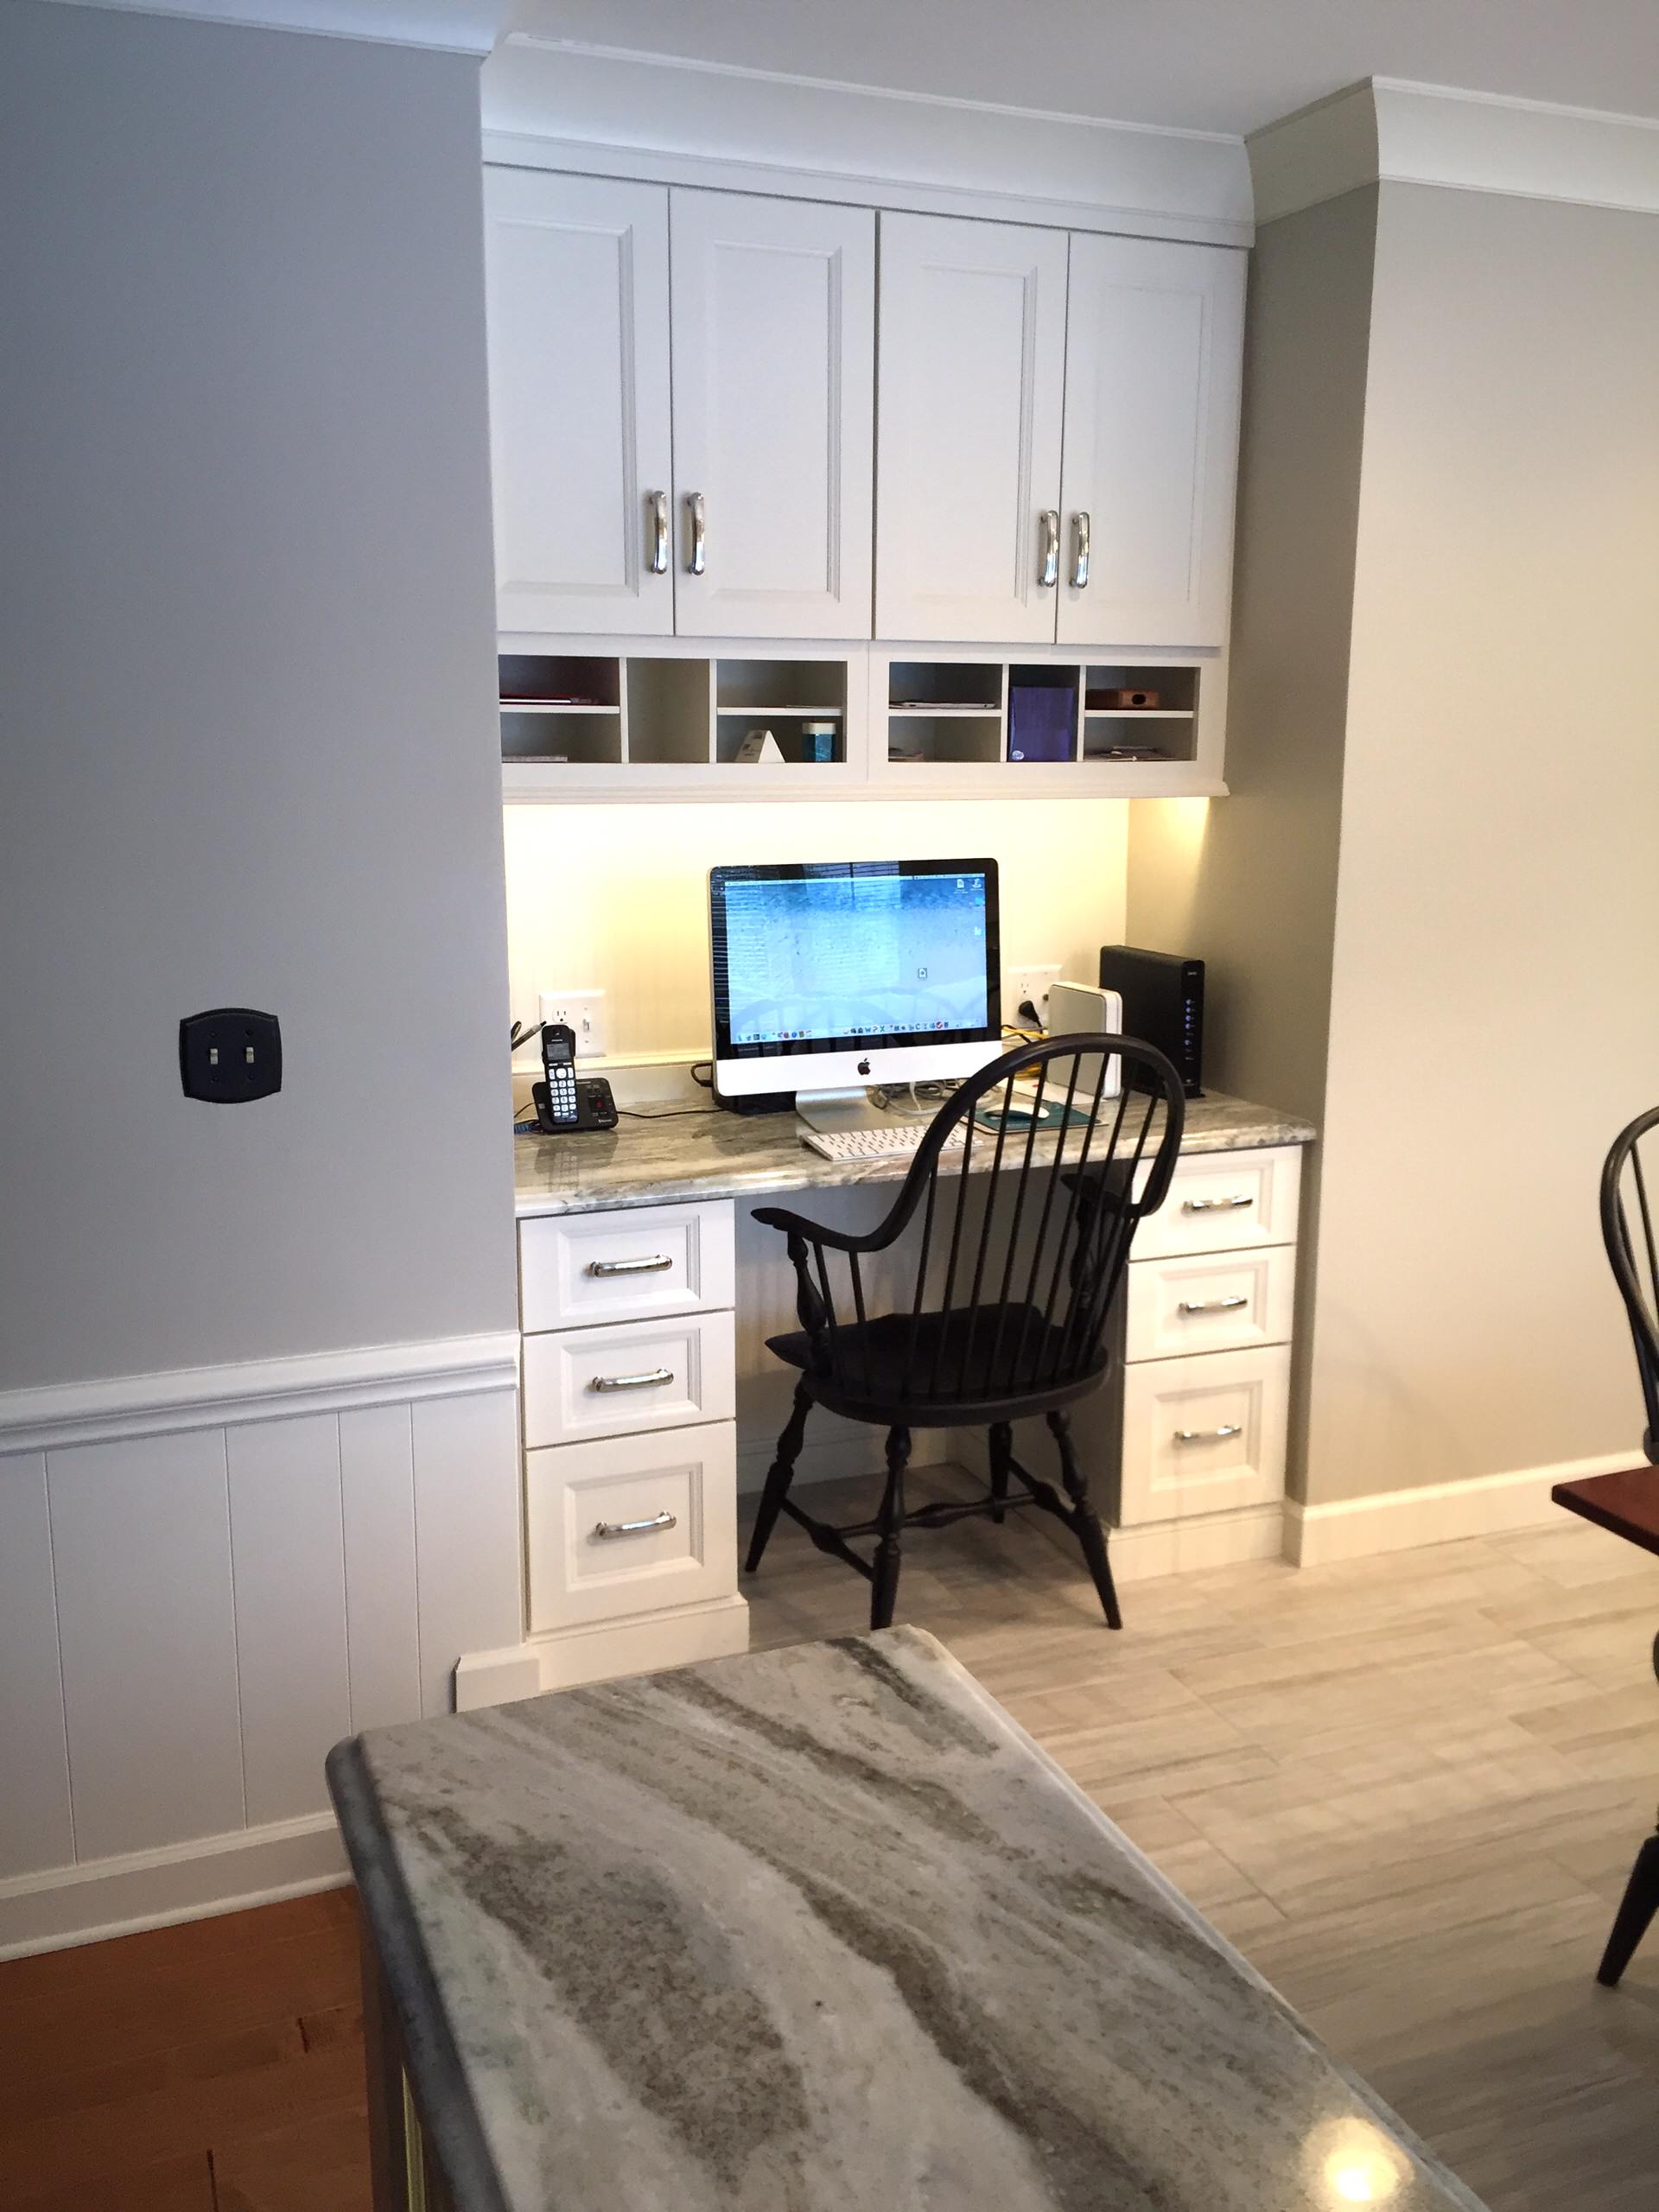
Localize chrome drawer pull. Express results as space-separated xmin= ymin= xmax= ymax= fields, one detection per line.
xmin=590 ymin=1366 xmax=674 ymax=1394
xmin=1183 ymin=1194 xmax=1254 ymax=1213
xmin=593 ymin=1509 xmax=677 ymax=1541
xmin=647 ymin=489 xmax=670 ymax=575
xmin=1179 ymin=1295 xmax=1249 ymax=1315
xmin=587 ymin=1255 xmax=673 ymax=1278
xmin=1173 ymin=1423 xmax=1243 ymax=1446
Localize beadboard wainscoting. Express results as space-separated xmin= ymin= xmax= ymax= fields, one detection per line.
xmin=0 ymin=1337 xmax=522 ymax=1957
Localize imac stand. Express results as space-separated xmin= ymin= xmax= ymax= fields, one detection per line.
xmin=794 ymin=1087 xmax=891 ymax=1136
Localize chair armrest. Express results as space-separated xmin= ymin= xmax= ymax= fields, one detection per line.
xmin=751 ymin=1203 xmax=872 ymax=1253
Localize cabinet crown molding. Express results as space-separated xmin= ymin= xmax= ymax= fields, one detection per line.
xmin=1249 ymin=74 xmax=1659 ymax=225
xmin=482 ymin=37 xmax=1254 ymax=246
xmin=36 ymin=0 xmax=511 ymax=58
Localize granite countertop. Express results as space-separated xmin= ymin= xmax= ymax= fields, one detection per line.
xmin=329 ymin=1628 xmax=1482 ymax=2212
xmin=514 ymin=1087 xmax=1315 ymax=1218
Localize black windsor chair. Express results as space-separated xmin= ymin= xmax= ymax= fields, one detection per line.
xmin=745 ymin=1033 xmax=1185 ymax=1632
xmin=1588 ymin=1105 xmax=1659 ymax=1986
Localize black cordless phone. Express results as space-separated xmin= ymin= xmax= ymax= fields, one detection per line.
xmin=531 ymin=1022 xmax=617 ymax=1135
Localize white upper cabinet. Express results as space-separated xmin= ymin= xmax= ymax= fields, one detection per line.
xmin=484 ymin=169 xmax=674 ymax=636
xmin=874 ymin=214 xmax=1068 ymax=644
xmin=669 ymin=191 xmax=874 ymax=640
xmin=1058 ymin=234 xmax=1245 ymax=648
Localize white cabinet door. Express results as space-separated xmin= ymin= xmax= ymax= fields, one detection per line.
xmin=671 ymin=191 xmax=874 ymax=639
xmin=484 ymin=169 xmax=673 ymax=636
xmin=875 ymin=213 xmax=1067 ymax=643
xmin=1058 ymin=234 xmax=1245 ymax=648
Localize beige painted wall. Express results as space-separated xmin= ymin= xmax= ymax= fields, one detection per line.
xmin=1131 ymin=177 xmax=1659 ymax=1506
xmin=1128 ymin=187 xmax=1378 ymax=1494
xmin=1303 ymin=181 xmax=1659 ymax=1501
xmin=505 ymin=798 xmax=1130 ymax=1058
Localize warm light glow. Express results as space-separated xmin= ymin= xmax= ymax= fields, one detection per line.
xmin=1307 ymin=2120 xmax=1404 ymax=2206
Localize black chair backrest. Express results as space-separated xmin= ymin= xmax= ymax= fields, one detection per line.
xmin=771 ymin=1033 xmax=1185 ymax=1408
xmin=1602 ymin=1104 xmax=1659 ymax=1464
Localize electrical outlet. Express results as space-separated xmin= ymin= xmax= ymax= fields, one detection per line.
xmin=1005 ymin=964 xmax=1062 ymax=1030
xmin=540 ymin=988 xmax=607 ymax=1059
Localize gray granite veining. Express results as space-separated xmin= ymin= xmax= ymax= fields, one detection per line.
xmin=514 ymin=1088 xmax=1315 ymax=1217
xmin=330 ymin=1628 xmax=1483 ymax=2212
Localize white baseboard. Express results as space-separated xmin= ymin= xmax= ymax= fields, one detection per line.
xmin=456 ymin=1592 xmax=751 ymax=1706
xmin=1285 ymin=1450 xmax=1639 ymax=1567
xmin=1112 ymin=1503 xmax=1287 ymax=1580
xmin=0 ymin=1812 xmax=348 ymax=1961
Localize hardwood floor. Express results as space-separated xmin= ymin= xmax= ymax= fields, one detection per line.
xmin=3 ymin=1468 xmax=1656 ymax=2210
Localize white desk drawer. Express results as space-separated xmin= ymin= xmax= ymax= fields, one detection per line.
xmin=1119 ymin=1343 xmax=1289 ymax=1523
xmin=519 ymin=1201 xmax=735 ymax=1333
xmin=1126 ymin=1243 xmax=1295 ymax=1363
xmin=523 ymin=1311 xmax=735 ymax=1449
xmin=526 ymin=1421 xmax=738 ymax=1632
xmin=1133 ymin=1146 xmax=1301 ymax=1261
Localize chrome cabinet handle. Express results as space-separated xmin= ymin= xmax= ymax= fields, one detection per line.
xmin=590 ymin=1366 xmax=674 ymax=1394
xmin=685 ymin=492 xmax=706 ymax=575
xmin=587 ymin=1255 xmax=673 ymax=1278
xmin=1071 ymin=510 xmax=1090 ymax=589
xmin=593 ymin=1509 xmax=677 ymax=1541
xmin=647 ymin=490 xmax=669 ymax=575
xmin=1038 ymin=510 xmax=1059 ymax=588
xmin=1179 ymin=1295 xmax=1249 ymax=1315
xmin=1173 ymin=1424 xmax=1243 ymax=1445
xmin=1183 ymin=1194 xmax=1254 ymax=1213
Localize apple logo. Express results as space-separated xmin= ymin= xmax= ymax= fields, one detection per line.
xmin=857 ymin=1057 xmax=872 ymax=1076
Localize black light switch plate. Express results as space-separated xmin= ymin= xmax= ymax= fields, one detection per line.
xmin=180 ymin=1008 xmax=283 ymax=1103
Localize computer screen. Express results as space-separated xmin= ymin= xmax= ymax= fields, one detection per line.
xmin=709 ymin=860 xmax=1000 ymax=1063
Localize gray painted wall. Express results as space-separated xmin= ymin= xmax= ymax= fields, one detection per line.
xmin=1128 ymin=186 xmax=1378 ymax=1496
xmin=0 ymin=3 xmax=516 ymax=1389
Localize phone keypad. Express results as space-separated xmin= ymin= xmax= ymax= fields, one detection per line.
xmin=550 ymin=1068 xmax=579 ymax=1122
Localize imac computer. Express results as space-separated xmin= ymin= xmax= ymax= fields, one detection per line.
xmin=709 ymin=859 xmax=1002 ymax=1133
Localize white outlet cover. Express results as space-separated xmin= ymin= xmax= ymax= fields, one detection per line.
xmin=540 ymin=988 xmax=607 ymax=1058
xmin=1006 ymin=964 xmax=1062 ymax=1026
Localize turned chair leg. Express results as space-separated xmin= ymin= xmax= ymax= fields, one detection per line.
xmin=1597 ymin=1827 xmax=1659 ymax=1987
xmin=988 ymin=1421 xmax=1013 ymax=1524
xmin=870 ymin=1426 xmax=912 ymax=1631
xmin=745 ymin=1382 xmax=812 ymax=1574
xmin=1048 ymin=1407 xmax=1122 ymax=1630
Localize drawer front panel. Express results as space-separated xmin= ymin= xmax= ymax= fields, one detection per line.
xmin=1126 ymin=1243 xmax=1295 ymax=1363
xmin=1119 ymin=1344 xmax=1290 ymax=1523
xmin=523 ymin=1312 xmax=735 ymax=1448
xmin=519 ymin=1201 xmax=735 ymax=1332
xmin=526 ymin=1421 xmax=738 ymax=1631
xmin=1133 ymin=1145 xmax=1302 ymax=1261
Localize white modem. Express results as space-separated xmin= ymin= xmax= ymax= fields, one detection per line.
xmin=1032 ymin=980 xmax=1124 ymax=1103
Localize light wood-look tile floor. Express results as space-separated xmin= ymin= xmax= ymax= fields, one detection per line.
xmin=2 ymin=1469 xmax=1656 ymax=2210
xmin=746 ymin=1469 xmax=1659 ymax=2212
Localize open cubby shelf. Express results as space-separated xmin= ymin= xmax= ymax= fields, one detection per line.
xmin=498 ymin=645 xmax=1218 ymax=798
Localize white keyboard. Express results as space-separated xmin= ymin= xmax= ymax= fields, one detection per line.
xmin=800 ymin=1122 xmax=968 ymax=1163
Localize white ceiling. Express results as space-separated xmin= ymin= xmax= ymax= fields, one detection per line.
xmin=505 ymin=0 xmax=1659 ymax=137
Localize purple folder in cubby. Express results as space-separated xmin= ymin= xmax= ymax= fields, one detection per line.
xmin=1007 ymin=683 xmax=1076 ymax=762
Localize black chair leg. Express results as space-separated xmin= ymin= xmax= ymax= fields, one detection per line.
xmin=870 ymin=1426 xmax=911 ymax=1631
xmin=988 ymin=1421 xmax=1012 ymax=1524
xmin=1597 ymin=1827 xmax=1659 ymax=1987
xmin=1048 ymin=1407 xmax=1122 ymax=1630
xmin=745 ymin=1382 xmax=811 ymax=1574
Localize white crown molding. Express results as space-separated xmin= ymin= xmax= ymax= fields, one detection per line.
xmin=1250 ymin=76 xmax=1659 ymax=225
xmin=0 ymin=1331 xmax=520 ymax=1453
xmin=481 ymin=37 xmax=1254 ymax=247
xmin=35 ymin=0 xmax=512 ymax=58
